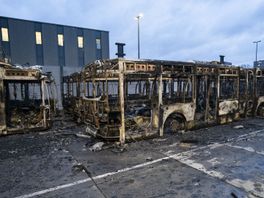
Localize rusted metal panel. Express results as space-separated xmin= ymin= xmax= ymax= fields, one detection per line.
xmin=62 ymin=58 xmax=264 ymax=142
xmin=118 ymin=60 xmax=125 ymax=143
xmin=0 ymin=79 xmax=6 ymax=134
xmin=0 ymin=61 xmax=57 ymax=135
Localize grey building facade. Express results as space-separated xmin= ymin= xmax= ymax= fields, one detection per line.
xmin=0 ymin=16 xmax=109 ymax=67
xmin=0 ymin=16 xmax=109 ymax=108
xmin=254 ymin=60 xmax=264 ymax=68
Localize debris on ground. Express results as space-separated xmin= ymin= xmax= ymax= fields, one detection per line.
xmin=76 ymin=133 xmax=91 ymax=139
xmin=152 ymin=138 xmax=167 ymax=142
xmin=8 ymin=150 xmax=18 ymax=154
xmin=146 ymin=157 xmax=153 ymax=161
xmin=72 ymin=163 xmax=85 ymax=173
xmin=178 ymin=139 xmax=199 ymax=148
xmin=62 ymin=149 xmax=69 ymax=153
xmin=230 ymin=192 xmax=238 ymax=198
xmin=179 ymin=143 xmax=194 ymax=148
xmin=233 ymin=125 xmax=244 ymax=129
xmin=178 ymin=130 xmax=186 ymax=134
xmin=89 ymin=142 xmax=105 ymax=152
xmin=111 ymin=142 xmax=128 ymax=153
xmin=180 ymin=139 xmax=199 ymax=144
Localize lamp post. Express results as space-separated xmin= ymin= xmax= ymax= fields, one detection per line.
xmin=135 ymin=13 xmax=143 ymax=59
xmin=253 ymin=40 xmax=261 ymax=62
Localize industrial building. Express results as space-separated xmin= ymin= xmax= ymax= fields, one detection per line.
xmin=0 ymin=16 xmax=109 ymax=66
xmin=0 ymin=16 xmax=109 ymax=107
xmin=254 ymin=60 xmax=264 ymax=68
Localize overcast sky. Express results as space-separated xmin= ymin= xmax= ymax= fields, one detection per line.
xmin=1 ymin=0 xmax=264 ymax=65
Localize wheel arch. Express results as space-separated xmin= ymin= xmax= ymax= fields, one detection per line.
xmin=256 ymin=102 xmax=264 ymax=116
xmin=162 ymin=111 xmax=187 ymax=133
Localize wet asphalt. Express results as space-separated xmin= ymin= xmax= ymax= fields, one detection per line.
xmin=0 ymin=118 xmax=264 ymax=198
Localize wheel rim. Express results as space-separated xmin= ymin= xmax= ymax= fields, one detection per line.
xmin=170 ymin=119 xmax=181 ymax=132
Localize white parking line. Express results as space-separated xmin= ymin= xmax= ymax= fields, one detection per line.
xmin=226 ymin=144 xmax=264 ymax=156
xmin=167 ymin=150 xmax=264 ymax=197
xmin=14 ymin=156 xmax=171 ymax=198
xmin=14 ymin=128 xmax=264 ymax=198
xmin=14 ymin=178 xmax=91 ymax=198
xmin=231 ymin=128 xmax=264 ymax=142
xmin=163 ymin=129 xmax=264 ymax=197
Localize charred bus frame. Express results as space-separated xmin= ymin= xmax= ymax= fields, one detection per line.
xmin=0 ymin=61 xmax=57 ymax=135
xmin=63 ymin=59 xmax=264 ymax=143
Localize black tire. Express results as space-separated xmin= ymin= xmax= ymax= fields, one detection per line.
xmin=164 ymin=115 xmax=185 ymax=133
xmin=257 ymin=104 xmax=264 ymax=117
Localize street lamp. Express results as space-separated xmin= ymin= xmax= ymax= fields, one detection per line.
xmin=135 ymin=13 xmax=143 ymax=59
xmin=253 ymin=40 xmax=261 ymax=62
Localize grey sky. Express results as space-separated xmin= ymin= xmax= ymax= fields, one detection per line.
xmin=1 ymin=0 xmax=264 ymax=65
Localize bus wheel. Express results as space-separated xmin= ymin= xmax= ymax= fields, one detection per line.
xmin=257 ymin=104 xmax=264 ymax=117
xmin=164 ymin=116 xmax=185 ymax=133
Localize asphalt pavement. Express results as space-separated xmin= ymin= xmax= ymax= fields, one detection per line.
xmin=0 ymin=118 xmax=264 ymax=198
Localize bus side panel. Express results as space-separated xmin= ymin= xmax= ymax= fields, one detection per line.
xmin=0 ymin=79 xmax=6 ymax=134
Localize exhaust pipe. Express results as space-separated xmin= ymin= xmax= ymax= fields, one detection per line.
xmin=220 ymin=55 xmax=225 ymax=64
xmin=115 ymin=43 xmax=126 ymax=58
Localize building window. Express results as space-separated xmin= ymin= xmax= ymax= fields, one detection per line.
xmin=96 ymin=38 xmax=101 ymax=49
xmin=77 ymin=36 xmax=83 ymax=48
xmin=58 ymin=34 xmax=64 ymax=46
xmin=35 ymin=31 xmax=42 ymax=45
xmin=1 ymin=28 xmax=9 ymax=42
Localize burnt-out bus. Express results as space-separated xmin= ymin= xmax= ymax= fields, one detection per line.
xmin=63 ymin=59 xmax=264 ymax=143
xmin=0 ymin=61 xmax=57 ymax=135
